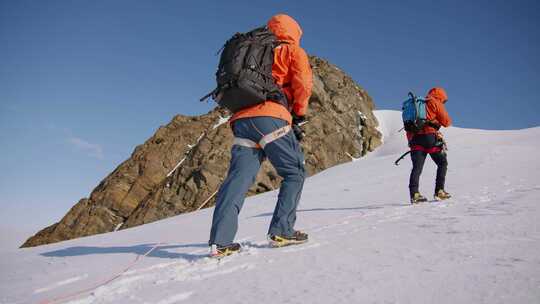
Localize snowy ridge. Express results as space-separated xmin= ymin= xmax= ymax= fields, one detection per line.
xmin=1 ymin=110 xmax=539 ymax=304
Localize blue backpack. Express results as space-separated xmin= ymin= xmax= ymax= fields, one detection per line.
xmin=402 ymin=92 xmax=427 ymax=133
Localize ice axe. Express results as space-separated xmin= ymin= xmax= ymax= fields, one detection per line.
xmin=394 ymin=150 xmax=411 ymax=166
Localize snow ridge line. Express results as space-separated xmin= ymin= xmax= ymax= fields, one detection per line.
xmin=196 ymin=190 xmax=219 ymax=211
xmin=166 ymin=132 xmax=205 ymax=178
xmin=167 ymin=114 xmax=229 ymax=179
xmin=38 ymin=242 xmax=164 ymax=304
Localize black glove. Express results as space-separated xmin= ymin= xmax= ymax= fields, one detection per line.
xmin=292 ymin=124 xmax=305 ymax=142
xmin=292 ymin=114 xmax=306 ymax=142
xmin=435 ymin=133 xmax=448 ymax=151
xmin=292 ymin=114 xmax=306 ymax=125
xmin=427 ymin=120 xmax=441 ymax=130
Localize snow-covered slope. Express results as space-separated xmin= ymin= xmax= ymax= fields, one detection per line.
xmin=2 ymin=110 xmax=539 ymax=304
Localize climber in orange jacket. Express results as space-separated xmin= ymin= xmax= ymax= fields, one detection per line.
xmin=230 ymin=14 xmax=313 ymax=126
xmin=408 ymin=87 xmax=453 ymax=203
xmin=407 ymin=87 xmax=452 ymax=141
xmin=209 ymin=14 xmax=313 ymax=256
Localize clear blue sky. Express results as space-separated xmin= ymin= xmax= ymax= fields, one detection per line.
xmin=1 ymin=0 xmax=539 ymax=237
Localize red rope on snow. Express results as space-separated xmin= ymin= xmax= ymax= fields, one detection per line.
xmin=39 ymin=242 xmax=163 ymax=304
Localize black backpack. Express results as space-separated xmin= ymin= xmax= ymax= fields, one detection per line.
xmin=200 ymin=26 xmax=288 ymax=113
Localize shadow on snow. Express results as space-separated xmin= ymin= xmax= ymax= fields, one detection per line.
xmin=41 ymin=243 xmax=209 ymax=260
xmin=248 ymin=204 xmax=403 ymax=219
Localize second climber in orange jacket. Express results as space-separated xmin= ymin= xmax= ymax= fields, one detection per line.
xmin=407 ymin=87 xmax=452 ymax=203
xmin=209 ymin=14 xmax=313 ymax=256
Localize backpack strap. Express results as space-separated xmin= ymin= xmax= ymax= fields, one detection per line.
xmin=233 ymin=125 xmax=292 ymax=150
xmin=200 ymin=88 xmax=218 ymax=102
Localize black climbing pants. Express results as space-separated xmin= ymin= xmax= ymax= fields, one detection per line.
xmin=409 ymin=147 xmax=448 ymax=198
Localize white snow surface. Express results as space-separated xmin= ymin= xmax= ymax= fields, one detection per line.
xmin=212 ymin=115 xmax=231 ymax=130
xmin=1 ymin=110 xmax=539 ymax=304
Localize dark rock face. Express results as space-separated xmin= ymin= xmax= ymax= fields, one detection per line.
xmin=21 ymin=56 xmax=382 ymax=248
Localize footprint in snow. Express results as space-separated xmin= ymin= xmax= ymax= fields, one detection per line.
xmin=156 ymin=292 xmax=194 ymax=304
xmin=34 ymin=274 xmax=89 ymax=294
xmin=171 ymin=261 xmax=256 ymax=282
xmin=281 ymin=242 xmax=322 ymax=253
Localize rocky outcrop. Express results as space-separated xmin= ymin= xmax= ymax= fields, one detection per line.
xmin=21 ymin=56 xmax=382 ymax=248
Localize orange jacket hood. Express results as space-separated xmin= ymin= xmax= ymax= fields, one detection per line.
xmin=426 ymin=87 xmax=448 ymax=104
xmin=267 ymin=14 xmax=303 ymax=45
xmin=406 ymin=87 xmax=451 ymax=139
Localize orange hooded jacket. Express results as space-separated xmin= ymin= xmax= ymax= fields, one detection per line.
xmin=407 ymin=87 xmax=452 ymax=140
xmin=230 ymin=14 xmax=313 ymax=125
